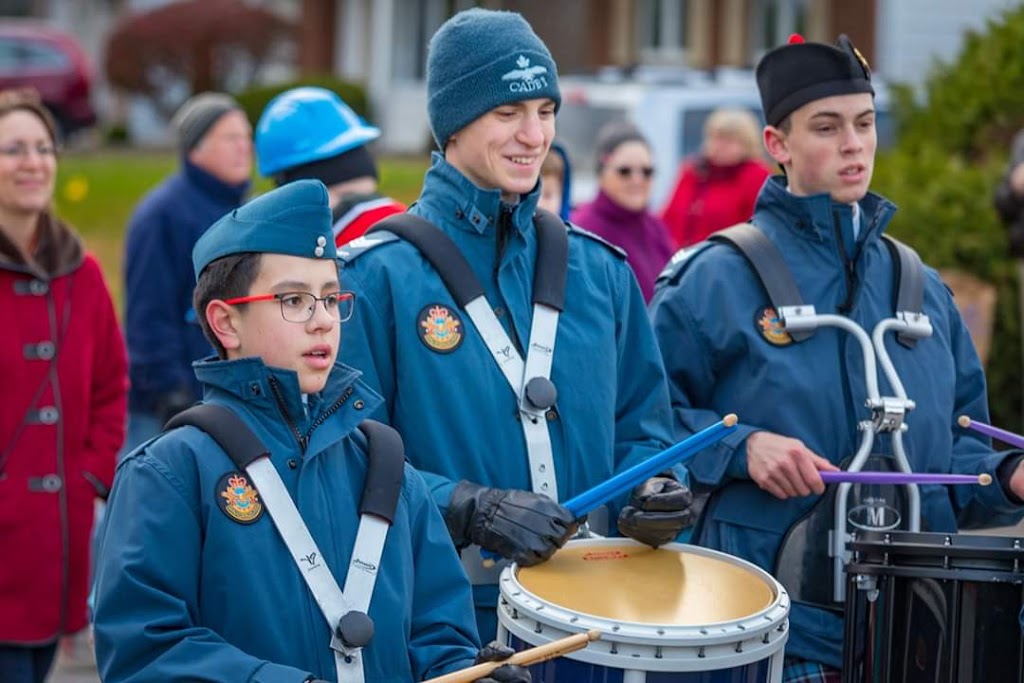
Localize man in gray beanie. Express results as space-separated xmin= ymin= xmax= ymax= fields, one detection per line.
xmin=339 ymin=6 xmax=695 ymax=647
xmin=121 ymin=92 xmax=253 ymax=451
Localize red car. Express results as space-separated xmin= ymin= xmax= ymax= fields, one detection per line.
xmin=0 ymin=22 xmax=96 ymax=137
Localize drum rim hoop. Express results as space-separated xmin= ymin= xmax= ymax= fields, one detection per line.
xmin=499 ymin=538 xmax=790 ymax=644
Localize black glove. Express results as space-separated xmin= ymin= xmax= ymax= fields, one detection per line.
xmin=473 ymin=641 xmax=531 ymax=683
xmin=445 ymin=481 xmax=579 ymax=567
xmin=617 ymin=475 xmax=695 ymax=547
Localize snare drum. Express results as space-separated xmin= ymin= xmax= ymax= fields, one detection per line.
xmin=497 ymin=538 xmax=789 ymax=682
xmin=843 ymin=530 xmax=1024 ymax=683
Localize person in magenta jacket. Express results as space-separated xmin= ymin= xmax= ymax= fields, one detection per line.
xmin=570 ymin=121 xmax=672 ymax=301
xmin=660 ymin=107 xmax=771 ymax=249
xmin=0 ymin=88 xmax=127 ymax=683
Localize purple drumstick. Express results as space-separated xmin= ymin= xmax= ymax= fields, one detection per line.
xmin=958 ymin=415 xmax=1024 ymax=451
xmin=819 ymin=470 xmax=992 ymax=486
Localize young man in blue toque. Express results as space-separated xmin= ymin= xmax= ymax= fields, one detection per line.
xmin=339 ymin=7 xmax=695 ymax=642
xmin=92 ymin=179 xmax=529 ymax=683
xmin=650 ymin=34 xmax=1024 ymax=681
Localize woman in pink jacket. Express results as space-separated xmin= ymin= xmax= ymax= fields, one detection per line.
xmin=0 ymin=88 xmax=126 ymax=683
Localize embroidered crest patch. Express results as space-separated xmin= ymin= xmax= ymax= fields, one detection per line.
xmin=755 ymin=306 xmax=793 ymax=346
xmin=216 ymin=471 xmax=263 ymax=524
xmin=418 ymin=303 xmax=463 ymax=353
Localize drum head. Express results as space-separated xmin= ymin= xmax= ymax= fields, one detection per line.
xmin=516 ymin=542 xmax=776 ymax=625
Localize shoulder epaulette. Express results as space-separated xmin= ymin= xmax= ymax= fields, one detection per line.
xmin=655 ymin=242 xmax=717 ymax=286
xmin=337 ymin=230 xmax=400 ymax=263
xmin=566 ymin=222 xmax=627 ymax=259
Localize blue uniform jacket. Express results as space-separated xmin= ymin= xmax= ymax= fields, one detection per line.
xmin=338 ymin=154 xmax=676 ymax=629
xmin=123 ymin=160 xmax=248 ymax=413
xmin=93 ymin=356 xmax=479 ymax=682
xmin=649 ymin=176 xmax=1024 ymax=667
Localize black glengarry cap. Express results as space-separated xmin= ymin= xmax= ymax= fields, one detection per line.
xmin=756 ymin=34 xmax=874 ymax=127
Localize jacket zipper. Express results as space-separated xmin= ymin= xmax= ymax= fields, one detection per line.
xmin=494 ymin=205 xmax=525 ymax=355
xmin=833 ymin=211 xmax=858 ymax=314
xmin=267 ymin=376 xmax=306 ymax=451
xmin=303 ymin=385 xmax=354 ymax=447
xmin=267 ymin=376 xmax=354 ymax=453
xmin=494 ymin=204 xmax=512 ymax=279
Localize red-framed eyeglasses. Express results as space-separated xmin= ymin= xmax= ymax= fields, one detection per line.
xmin=222 ymin=291 xmax=355 ymax=323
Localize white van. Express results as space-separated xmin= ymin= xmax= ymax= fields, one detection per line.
xmin=557 ymin=69 xmax=894 ymax=211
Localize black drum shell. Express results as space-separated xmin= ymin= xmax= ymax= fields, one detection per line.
xmin=842 ymin=530 xmax=1024 ymax=683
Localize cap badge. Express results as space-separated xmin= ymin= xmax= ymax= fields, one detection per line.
xmin=418 ymin=303 xmax=463 ymax=353
xmin=501 ymin=54 xmax=549 ymax=93
xmin=852 ymin=46 xmax=870 ymax=70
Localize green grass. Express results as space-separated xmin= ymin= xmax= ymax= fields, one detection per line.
xmin=53 ymin=149 xmax=430 ymax=309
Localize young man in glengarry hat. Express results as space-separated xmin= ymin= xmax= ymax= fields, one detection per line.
xmin=650 ymin=34 xmax=1024 ymax=681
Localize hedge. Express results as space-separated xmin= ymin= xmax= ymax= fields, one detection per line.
xmin=235 ymin=74 xmax=370 ymax=129
xmin=871 ymin=5 xmax=1024 ymax=431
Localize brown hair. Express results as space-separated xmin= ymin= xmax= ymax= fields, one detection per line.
xmin=0 ymin=88 xmax=59 ymax=145
xmin=192 ymin=253 xmax=263 ymax=358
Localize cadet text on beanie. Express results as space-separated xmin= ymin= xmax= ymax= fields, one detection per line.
xmin=756 ymin=34 xmax=874 ymax=128
xmin=192 ymin=179 xmax=335 ymax=280
xmin=426 ymin=7 xmax=561 ymax=149
xmin=172 ymin=92 xmax=242 ymax=153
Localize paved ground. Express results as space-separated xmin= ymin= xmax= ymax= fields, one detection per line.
xmin=50 ymin=634 xmax=99 ymax=683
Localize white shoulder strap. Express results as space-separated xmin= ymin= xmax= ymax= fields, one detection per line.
xmin=246 ymin=457 xmax=388 ymax=683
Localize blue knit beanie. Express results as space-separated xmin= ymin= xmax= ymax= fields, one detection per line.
xmin=427 ymin=8 xmax=561 ymax=149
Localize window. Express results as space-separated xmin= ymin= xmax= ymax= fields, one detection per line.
xmin=0 ymin=39 xmax=22 ymax=74
xmin=636 ymin=0 xmax=688 ymax=64
xmin=392 ymin=0 xmax=477 ymax=81
xmin=750 ymin=0 xmax=808 ymax=60
xmin=21 ymin=41 xmax=71 ymax=71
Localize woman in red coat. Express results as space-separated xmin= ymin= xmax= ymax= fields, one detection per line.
xmin=0 ymin=89 xmax=126 ymax=683
xmin=660 ymin=107 xmax=771 ymax=249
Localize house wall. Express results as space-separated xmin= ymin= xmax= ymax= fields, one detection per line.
xmin=874 ymin=0 xmax=1019 ymax=88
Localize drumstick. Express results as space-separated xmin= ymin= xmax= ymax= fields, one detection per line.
xmin=819 ymin=471 xmax=992 ymax=486
xmin=422 ymin=629 xmax=601 ymax=683
xmin=957 ymin=415 xmax=1024 ymax=451
xmin=562 ymin=413 xmax=739 ymax=517
xmin=480 ymin=414 xmax=738 ymax=565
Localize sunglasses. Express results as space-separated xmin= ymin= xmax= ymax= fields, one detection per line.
xmin=614 ymin=165 xmax=654 ymax=179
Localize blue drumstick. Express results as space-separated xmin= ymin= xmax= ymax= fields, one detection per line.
xmin=561 ymin=414 xmax=738 ymax=517
xmin=479 ymin=414 xmax=738 ymax=565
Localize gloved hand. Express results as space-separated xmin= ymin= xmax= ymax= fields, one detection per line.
xmin=445 ymin=481 xmax=579 ymax=567
xmin=617 ymin=475 xmax=695 ymax=547
xmin=473 ymin=641 xmax=531 ymax=683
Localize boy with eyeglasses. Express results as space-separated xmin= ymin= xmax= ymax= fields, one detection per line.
xmin=93 ymin=179 xmax=526 ymax=683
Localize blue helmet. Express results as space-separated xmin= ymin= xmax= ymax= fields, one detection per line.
xmin=255 ymin=87 xmax=381 ymax=177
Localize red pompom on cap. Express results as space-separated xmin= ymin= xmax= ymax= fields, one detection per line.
xmin=788 ymin=33 xmax=805 ymax=44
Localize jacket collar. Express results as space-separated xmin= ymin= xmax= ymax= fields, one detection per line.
xmin=591 ymin=189 xmax=649 ymax=220
xmin=0 ymin=211 xmax=84 ymax=278
xmin=194 ymin=356 xmax=380 ymax=442
xmin=415 ymin=152 xmax=541 ymax=236
xmin=757 ymin=175 xmax=896 ymax=248
xmin=183 ymin=158 xmax=251 ymax=206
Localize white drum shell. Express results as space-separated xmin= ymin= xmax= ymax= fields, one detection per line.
xmin=497 ymin=538 xmax=790 ymax=674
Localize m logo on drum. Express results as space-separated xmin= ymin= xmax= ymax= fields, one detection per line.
xmin=847 ymin=496 xmax=901 ymax=531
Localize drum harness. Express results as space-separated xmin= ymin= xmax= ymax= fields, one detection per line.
xmin=371 ymin=209 xmax=596 ymax=584
xmin=711 ymin=223 xmax=932 ymax=603
xmin=166 ymin=406 xmax=405 ymax=683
